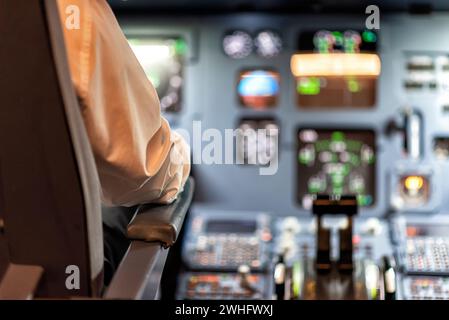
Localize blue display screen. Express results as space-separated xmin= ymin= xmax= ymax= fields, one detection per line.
xmin=238 ymin=70 xmax=280 ymax=108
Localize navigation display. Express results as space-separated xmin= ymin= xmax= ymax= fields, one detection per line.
xmin=128 ymin=37 xmax=186 ymax=113
xmin=297 ymin=129 xmax=376 ymax=209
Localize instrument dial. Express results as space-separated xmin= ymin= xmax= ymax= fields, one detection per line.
xmin=254 ymin=30 xmax=282 ymax=58
xmin=223 ymin=30 xmax=253 ymax=59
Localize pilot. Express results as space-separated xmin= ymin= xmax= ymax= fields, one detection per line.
xmin=56 ymin=0 xmax=191 ymax=283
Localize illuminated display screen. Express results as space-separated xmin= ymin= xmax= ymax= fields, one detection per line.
xmin=237 ymin=118 xmax=279 ymax=166
xmin=238 ymin=70 xmax=280 ymax=109
xmin=293 ymin=30 xmax=379 ymax=109
xmin=296 ymin=75 xmax=376 ymax=108
xmin=128 ymin=37 xmax=186 ymax=113
xmin=297 ymin=129 xmax=376 ymax=209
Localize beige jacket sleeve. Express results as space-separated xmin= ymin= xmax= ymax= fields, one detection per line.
xmin=57 ymin=0 xmax=190 ymax=206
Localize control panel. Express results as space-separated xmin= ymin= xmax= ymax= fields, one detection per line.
xmin=122 ymin=12 xmax=449 ymax=301
xmin=177 ymin=204 xmax=395 ymax=301
xmin=178 ymin=211 xmax=273 ymax=300
xmin=177 ymin=272 xmax=268 ymax=300
xmin=405 ymin=238 xmax=449 ymax=275
xmin=396 ymin=223 xmax=449 ymax=276
xmin=182 ymin=212 xmax=272 ymax=271
xmin=401 ymin=277 xmax=449 ymax=300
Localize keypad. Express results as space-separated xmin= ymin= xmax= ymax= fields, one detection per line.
xmin=178 ymin=273 xmax=264 ymax=300
xmin=406 ymin=237 xmax=449 ymax=274
xmin=403 ymin=277 xmax=449 ymax=300
xmin=193 ymin=234 xmax=261 ymax=269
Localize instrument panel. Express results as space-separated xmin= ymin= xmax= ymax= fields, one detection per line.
xmin=177 ymin=272 xmax=268 ymax=300
xmin=182 ymin=212 xmax=272 ymax=271
xmin=123 ymin=19 xmax=449 ymax=217
xmin=120 ymin=12 xmax=449 ymax=300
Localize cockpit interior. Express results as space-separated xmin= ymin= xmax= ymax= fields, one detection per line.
xmin=2 ymin=0 xmax=449 ymax=302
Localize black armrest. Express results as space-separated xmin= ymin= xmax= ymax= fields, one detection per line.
xmin=126 ymin=178 xmax=194 ymax=248
xmin=105 ymin=178 xmax=194 ymax=299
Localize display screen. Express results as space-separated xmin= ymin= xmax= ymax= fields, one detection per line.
xmin=236 ymin=118 xmax=279 ymax=166
xmin=206 ymin=220 xmax=257 ymax=234
xmin=293 ymin=29 xmax=379 ymax=109
xmin=238 ymin=70 xmax=280 ymax=109
xmin=296 ymin=76 xmax=376 ymax=107
xmin=297 ymin=129 xmax=376 ymax=209
xmin=128 ymin=37 xmax=186 ymax=113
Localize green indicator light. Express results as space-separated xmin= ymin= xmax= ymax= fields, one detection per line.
xmin=362 ymin=31 xmax=377 ymax=43
xmin=298 ymin=153 xmax=308 ymax=165
xmin=344 ymin=40 xmax=356 ymax=53
xmin=298 ymin=77 xmax=321 ymax=95
xmin=357 ymin=194 xmax=373 ymax=207
xmin=308 ymin=180 xmax=322 ymax=193
xmin=299 ymin=149 xmax=315 ymax=165
xmin=347 ymin=78 xmax=361 ymax=93
xmin=350 ymin=153 xmax=360 ymax=166
xmin=331 ymin=131 xmax=345 ymax=142
xmin=332 ymin=31 xmax=343 ymax=45
xmin=332 ymin=174 xmax=344 ymax=188
xmin=333 ymin=187 xmax=343 ymax=195
xmin=174 ymin=39 xmax=187 ymax=56
xmin=357 ymin=195 xmax=365 ymax=206
xmin=317 ymin=39 xmax=330 ymax=53
xmin=342 ymin=163 xmax=350 ymax=176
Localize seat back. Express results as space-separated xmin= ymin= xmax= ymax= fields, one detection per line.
xmin=0 ymin=0 xmax=103 ymax=297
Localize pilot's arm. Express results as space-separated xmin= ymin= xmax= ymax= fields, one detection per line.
xmin=57 ymin=0 xmax=190 ymax=206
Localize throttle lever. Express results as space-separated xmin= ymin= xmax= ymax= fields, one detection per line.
xmin=382 ymin=256 xmax=397 ymax=300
